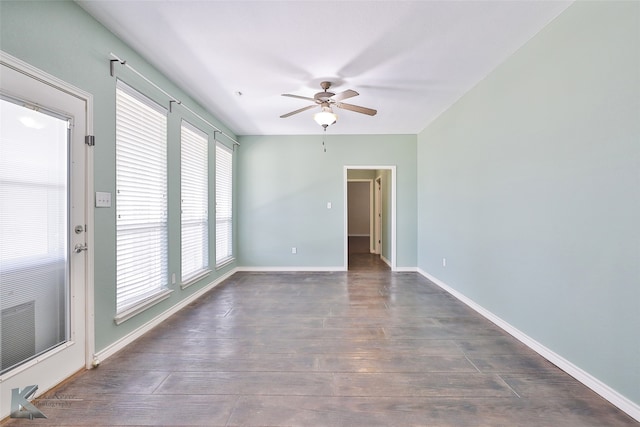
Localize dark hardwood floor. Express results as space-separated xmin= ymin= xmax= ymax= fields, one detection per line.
xmin=348 ymin=236 xmax=389 ymax=271
xmin=3 ymin=270 xmax=637 ymax=426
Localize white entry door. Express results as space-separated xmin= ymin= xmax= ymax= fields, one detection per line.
xmin=0 ymin=56 xmax=89 ymax=419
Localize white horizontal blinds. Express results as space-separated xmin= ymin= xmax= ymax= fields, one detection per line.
xmin=181 ymin=121 xmax=209 ymax=282
xmin=115 ymin=80 xmax=168 ymax=312
xmin=215 ymin=142 xmax=233 ymax=266
xmin=0 ymin=97 xmax=69 ymax=373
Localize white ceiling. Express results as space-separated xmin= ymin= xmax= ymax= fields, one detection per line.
xmin=77 ymin=0 xmax=572 ymax=136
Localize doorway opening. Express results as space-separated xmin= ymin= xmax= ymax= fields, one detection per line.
xmin=344 ymin=166 xmax=396 ymax=271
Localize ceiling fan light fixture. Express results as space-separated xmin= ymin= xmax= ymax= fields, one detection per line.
xmin=314 ymin=108 xmax=337 ymax=127
xmin=281 ymin=82 xmax=374 ymax=125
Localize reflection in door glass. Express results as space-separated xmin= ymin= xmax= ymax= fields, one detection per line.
xmin=0 ymin=97 xmax=70 ymax=374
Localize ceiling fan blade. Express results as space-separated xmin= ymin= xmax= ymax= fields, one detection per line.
xmin=280 ymin=104 xmax=317 ymax=118
xmin=282 ymin=93 xmax=316 ymax=102
xmin=330 ymin=89 xmax=359 ymax=102
xmin=336 ymin=102 xmax=377 ymax=116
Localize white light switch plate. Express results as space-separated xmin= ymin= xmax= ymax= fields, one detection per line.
xmin=96 ymin=191 xmax=111 ymax=208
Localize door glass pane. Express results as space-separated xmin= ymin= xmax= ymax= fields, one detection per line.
xmin=0 ymin=97 xmax=69 ymax=374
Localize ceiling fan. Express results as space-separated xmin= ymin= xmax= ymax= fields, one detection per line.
xmin=280 ymin=81 xmax=377 ymax=128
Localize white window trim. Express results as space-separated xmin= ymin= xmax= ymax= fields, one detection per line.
xmin=180 ymin=269 xmax=211 ymax=290
xmin=114 ymin=288 xmax=173 ymax=325
xmin=215 ymin=141 xmax=234 ymax=268
xmin=215 ymin=257 xmax=235 ymax=270
xmin=115 ymin=79 xmax=169 ymax=317
xmin=180 ymin=120 xmax=210 ymax=284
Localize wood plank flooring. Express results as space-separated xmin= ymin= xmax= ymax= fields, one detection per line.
xmin=3 ymin=269 xmax=637 ymax=426
xmin=348 ymin=236 xmax=389 ymax=271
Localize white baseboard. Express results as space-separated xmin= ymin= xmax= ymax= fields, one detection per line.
xmin=94 ymin=268 xmax=238 ymax=363
xmin=237 ymin=265 xmax=419 ymax=273
xmin=394 ymin=266 xmax=418 ymax=272
xmin=237 ymin=266 xmax=346 ymax=272
xmin=381 ymin=255 xmax=391 ymax=267
xmin=417 ymin=268 xmax=640 ymax=422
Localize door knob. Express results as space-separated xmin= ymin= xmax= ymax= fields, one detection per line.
xmin=74 ymin=244 xmax=88 ymax=253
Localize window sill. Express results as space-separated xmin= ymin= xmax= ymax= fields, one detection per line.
xmin=114 ymin=288 xmax=174 ymax=325
xmin=215 ymin=257 xmax=235 ymax=270
xmin=180 ymin=269 xmax=211 ymax=290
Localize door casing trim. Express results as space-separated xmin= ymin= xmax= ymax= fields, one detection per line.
xmin=343 ymin=166 xmax=396 ymax=270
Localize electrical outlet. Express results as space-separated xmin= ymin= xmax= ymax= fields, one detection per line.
xmin=292 ymin=247 xmax=297 ymax=254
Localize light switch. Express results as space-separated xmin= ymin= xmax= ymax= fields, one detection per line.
xmin=327 ymin=202 xmax=332 ymax=209
xmin=96 ymin=191 xmax=111 ymax=208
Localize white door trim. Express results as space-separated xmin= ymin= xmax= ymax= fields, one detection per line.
xmin=347 ymin=179 xmax=375 ymax=252
xmin=343 ymin=166 xmax=396 ymax=270
xmin=0 ymin=50 xmax=95 ymax=398
xmin=375 ymin=176 xmax=382 ymax=255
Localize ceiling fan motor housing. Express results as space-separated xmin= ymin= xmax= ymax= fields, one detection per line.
xmin=315 ymin=91 xmax=335 ymax=103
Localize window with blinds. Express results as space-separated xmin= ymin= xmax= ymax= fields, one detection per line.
xmin=181 ymin=121 xmax=209 ymax=283
xmin=0 ymin=96 xmax=69 ymax=372
xmin=215 ymin=142 xmax=233 ymax=267
xmin=115 ymin=80 xmax=168 ymax=314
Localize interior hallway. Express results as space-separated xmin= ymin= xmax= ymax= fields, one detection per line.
xmin=348 ymin=235 xmax=389 ymax=271
xmin=3 ymin=271 xmax=636 ymax=426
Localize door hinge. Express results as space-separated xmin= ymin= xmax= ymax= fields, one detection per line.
xmin=85 ymin=135 xmax=95 ymax=146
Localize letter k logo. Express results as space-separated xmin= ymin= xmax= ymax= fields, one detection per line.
xmin=10 ymin=385 xmax=47 ymax=419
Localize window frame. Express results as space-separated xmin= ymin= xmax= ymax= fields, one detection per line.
xmin=114 ymin=79 xmax=171 ymax=323
xmin=180 ymin=120 xmax=210 ymax=287
xmin=215 ymin=141 xmax=234 ymax=268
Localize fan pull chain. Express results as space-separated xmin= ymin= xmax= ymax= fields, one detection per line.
xmin=322 ymin=127 xmax=327 ymax=153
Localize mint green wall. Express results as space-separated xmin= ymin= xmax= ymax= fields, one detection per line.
xmin=237 ymin=135 xmax=417 ymax=268
xmin=0 ymin=1 xmax=238 ymax=352
xmin=417 ymin=1 xmax=640 ymax=405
